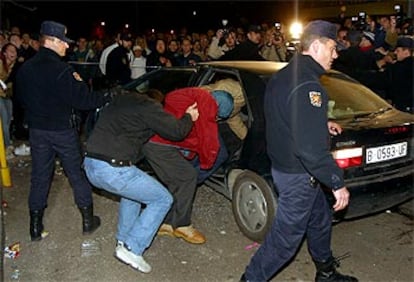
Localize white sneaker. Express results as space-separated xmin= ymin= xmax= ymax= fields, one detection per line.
xmin=114 ymin=244 xmax=152 ymax=273
xmin=14 ymin=144 xmax=31 ymax=156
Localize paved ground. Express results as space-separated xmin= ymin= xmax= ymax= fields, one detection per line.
xmin=1 ymin=154 xmax=413 ymax=282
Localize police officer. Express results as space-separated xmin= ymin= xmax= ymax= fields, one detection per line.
xmin=105 ymin=32 xmax=134 ymax=85
xmin=240 ymin=20 xmax=358 ymax=282
xmin=15 ymin=21 xmax=111 ymax=241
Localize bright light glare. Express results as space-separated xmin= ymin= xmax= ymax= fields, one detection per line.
xmin=290 ymin=22 xmax=303 ymax=39
xmin=125 ymin=24 xmax=129 ymax=29
xmin=100 ymin=21 xmax=105 ymax=26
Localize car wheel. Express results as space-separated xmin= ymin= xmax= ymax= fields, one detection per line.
xmin=232 ymin=170 xmax=277 ymax=242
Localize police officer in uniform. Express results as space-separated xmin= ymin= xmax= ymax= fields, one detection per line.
xmin=15 ymin=21 xmax=111 ymax=241
xmin=240 ymin=20 xmax=358 ymax=282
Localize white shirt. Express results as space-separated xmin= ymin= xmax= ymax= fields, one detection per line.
xmin=130 ymin=56 xmax=147 ymax=79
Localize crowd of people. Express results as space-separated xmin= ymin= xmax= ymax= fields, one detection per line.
xmin=0 ymin=9 xmax=412 ymax=280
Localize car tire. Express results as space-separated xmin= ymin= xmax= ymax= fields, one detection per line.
xmin=231 ymin=170 xmax=277 ymax=242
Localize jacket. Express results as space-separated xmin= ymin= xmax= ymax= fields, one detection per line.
xmin=15 ymin=47 xmax=110 ymax=131
xmin=264 ymin=54 xmax=345 ymax=190
xmin=86 ymin=92 xmax=193 ymax=164
xmin=150 ymin=87 xmax=219 ymax=169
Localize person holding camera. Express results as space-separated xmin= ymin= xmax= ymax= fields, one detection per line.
xmin=207 ymin=28 xmax=237 ymax=60
xmin=260 ymin=24 xmax=288 ymax=62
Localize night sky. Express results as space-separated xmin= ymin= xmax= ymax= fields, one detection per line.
xmin=2 ymin=1 xmax=295 ymax=38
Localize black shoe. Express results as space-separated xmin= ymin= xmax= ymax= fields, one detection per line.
xmin=79 ymin=205 xmax=101 ymax=234
xmin=314 ymin=256 xmax=358 ymax=282
xmin=30 ymin=209 xmax=44 ymax=241
xmin=240 ymin=274 xmax=247 ymax=282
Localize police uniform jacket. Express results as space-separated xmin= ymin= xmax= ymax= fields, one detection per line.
xmin=86 ymin=92 xmax=193 ymax=165
xmin=106 ymin=45 xmax=132 ymax=85
xmin=264 ymin=54 xmax=345 ymax=190
xmin=15 ymin=47 xmax=110 ymax=131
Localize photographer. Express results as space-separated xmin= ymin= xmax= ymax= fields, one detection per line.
xmin=207 ymin=28 xmax=237 ymax=60
xmin=260 ymin=24 xmax=287 ymax=62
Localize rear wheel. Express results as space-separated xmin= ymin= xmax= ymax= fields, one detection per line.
xmin=232 ymin=170 xmax=277 ymax=242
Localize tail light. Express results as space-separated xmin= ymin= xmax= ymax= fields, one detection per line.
xmin=332 ymin=147 xmax=363 ymax=169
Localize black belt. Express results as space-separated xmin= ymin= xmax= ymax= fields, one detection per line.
xmin=84 ymin=152 xmax=133 ymax=167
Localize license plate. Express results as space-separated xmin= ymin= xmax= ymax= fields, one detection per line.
xmin=366 ymin=142 xmax=408 ymax=164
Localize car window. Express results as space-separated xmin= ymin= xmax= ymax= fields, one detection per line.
xmin=321 ymin=73 xmax=391 ymax=119
xmin=125 ymin=68 xmax=197 ymax=95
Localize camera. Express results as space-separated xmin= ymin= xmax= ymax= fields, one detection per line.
xmin=394 ymin=4 xmax=404 ymax=27
xmin=356 ymin=11 xmax=367 ymax=30
xmin=273 ymin=22 xmax=282 ymax=41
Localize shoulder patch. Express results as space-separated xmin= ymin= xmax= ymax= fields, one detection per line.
xmin=309 ymin=91 xmax=322 ymax=107
xmin=72 ymin=72 xmax=83 ymax=81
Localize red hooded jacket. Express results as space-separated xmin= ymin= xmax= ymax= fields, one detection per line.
xmin=149 ymin=87 xmax=219 ymax=169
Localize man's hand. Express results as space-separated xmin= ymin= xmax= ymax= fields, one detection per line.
xmin=328 ymin=121 xmax=342 ymax=136
xmin=332 ymin=186 xmax=350 ymax=211
xmin=185 ymin=102 xmax=199 ymax=121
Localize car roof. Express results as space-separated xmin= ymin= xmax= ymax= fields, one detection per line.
xmin=198 ymin=60 xmax=288 ymax=76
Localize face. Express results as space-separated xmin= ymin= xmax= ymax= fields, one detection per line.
xmin=155 ymin=40 xmax=166 ymax=54
xmin=394 ymin=47 xmax=410 ymax=61
xmin=168 ymin=41 xmax=178 ymax=52
xmin=247 ymin=31 xmax=261 ymax=44
xmin=181 ymin=39 xmax=192 ymax=54
xmin=51 ymin=38 xmax=69 ymax=57
xmin=314 ymin=38 xmax=338 ymax=70
xmin=2 ymin=44 xmax=18 ymax=63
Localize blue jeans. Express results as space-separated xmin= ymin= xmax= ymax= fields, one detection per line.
xmin=83 ymin=157 xmax=173 ymax=255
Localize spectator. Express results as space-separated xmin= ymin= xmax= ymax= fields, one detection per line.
xmin=145 ymin=38 xmax=173 ymax=72
xmin=130 ymin=45 xmax=147 ymax=79
xmin=176 ymin=38 xmax=201 ymax=66
xmin=0 ymin=43 xmax=19 ymax=159
xmin=15 ymin=20 xmax=111 ymax=241
xmin=83 ymin=88 xmax=198 ymax=273
xmin=207 ymin=28 xmax=237 ymax=60
xmin=260 ymin=26 xmax=288 ymax=62
xmin=364 ymin=36 xmax=413 ymax=113
xmin=220 ymin=24 xmax=266 ymax=61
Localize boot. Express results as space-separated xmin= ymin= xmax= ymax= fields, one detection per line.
xmin=79 ymin=205 xmax=101 ymax=235
xmin=30 ymin=210 xmax=44 ymax=241
xmin=314 ymin=256 xmax=358 ymax=282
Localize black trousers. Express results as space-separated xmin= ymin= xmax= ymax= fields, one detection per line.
xmin=28 ymin=128 xmax=94 ymax=211
xmin=142 ymin=142 xmax=198 ymax=228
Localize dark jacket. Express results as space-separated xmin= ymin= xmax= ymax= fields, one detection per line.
xmin=86 ymin=92 xmax=193 ymax=164
xmin=15 ymin=47 xmax=110 ymax=131
xmin=264 ymin=54 xmax=344 ymax=190
xmin=365 ymin=56 xmax=413 ymax=113
xmin=106 ymin=45 xmax=132 ymax=85
xmin=220 ymin=39 xmax=265 ymax=61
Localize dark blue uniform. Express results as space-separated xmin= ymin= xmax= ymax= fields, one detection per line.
xmin=244 ymin=54 xmax=345 ymax=281
xmin=15 ymin=46 xmax=110 ymax=211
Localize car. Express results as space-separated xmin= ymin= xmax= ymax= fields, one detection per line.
xmin=122 ymin=60 xmax=414 ymax=242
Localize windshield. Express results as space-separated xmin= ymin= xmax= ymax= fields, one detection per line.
xmin=320 ymin=73 xmax=392 ymax=120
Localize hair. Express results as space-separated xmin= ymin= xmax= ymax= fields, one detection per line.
xmin=0 ymin=43 xmax=18 ymax=73
xmin=146 ymin=88 xmax=165 ymax=103
xmin=300 ymin=34 xmax=329 ymax=51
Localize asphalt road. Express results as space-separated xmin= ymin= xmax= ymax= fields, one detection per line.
xmin=1 ymin=155 xmax=413 ymax=282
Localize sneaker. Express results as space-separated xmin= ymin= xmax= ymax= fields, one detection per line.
xmin=173 ymin=225 xmax=206 ymax=244
xmin=114 ymin=244 xmax=152 ymax=273
xmin=116 ymin=240 xmax=124 ymax=248
xmin=14 ymin=144 xmax=31 ymax=156
xmin=157 ymin=223 xmax=174 ymax=237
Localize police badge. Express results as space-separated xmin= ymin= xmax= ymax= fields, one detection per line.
xmin=309 ymin=91 xmax=322 ymax=107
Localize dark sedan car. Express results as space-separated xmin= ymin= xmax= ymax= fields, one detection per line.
xmin=123 ymin=61 xmax=414 ymax=242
